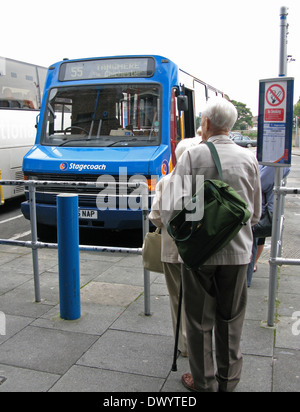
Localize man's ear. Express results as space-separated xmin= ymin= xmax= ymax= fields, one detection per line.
xmin=205 ymin=117 xmax=211 ymax=130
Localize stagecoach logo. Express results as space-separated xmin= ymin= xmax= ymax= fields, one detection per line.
xmin=162 ymin=159 xmax=169 ymax=176
xmin=59 ymin=162 xmax=106 ymax=172
xmin=60 ymin=162 xmax=69 ymax=171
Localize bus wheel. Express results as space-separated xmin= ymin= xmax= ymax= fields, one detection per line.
xmin=37 ymin=223 xmax=57 ymax=242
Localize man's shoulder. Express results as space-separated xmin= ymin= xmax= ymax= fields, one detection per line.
xmin=217 ymin=140 xmax=258 ymax=163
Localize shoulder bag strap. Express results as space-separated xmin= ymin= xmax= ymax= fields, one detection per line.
xmin=204 ymin=141 xmax=223 ymax=181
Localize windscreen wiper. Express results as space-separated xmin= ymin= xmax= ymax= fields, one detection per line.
xmin=107 ymin=138 xmax=138 ymax=147
xmin=58 ymin=138 xmax=92 ymax=147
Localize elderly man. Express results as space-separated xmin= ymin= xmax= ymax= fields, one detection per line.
xmin=161 ymin=97 xmax=261 ymax=392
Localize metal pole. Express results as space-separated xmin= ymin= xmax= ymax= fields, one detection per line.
xmin=57 ymin=194 xmax=81 ymax=320
xmin=268 ymin=168 xmax=283 ymax=327
xmin=271 ymin=258 xmax=300 ymax=266
xmin=267 ymin=6 xmax=289 ymax=326
xmin=279 ymin=6 xmax=288 ymax=77
xmin=141 ymin=182 xmax=151 ymax=316
xmin=28 ymin=184 xmax=41 ymax=303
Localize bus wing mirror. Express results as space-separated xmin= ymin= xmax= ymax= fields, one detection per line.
xmin=35 ymin=114 xmax=40 ymax=129
xmin=177 ymin=95 xmax=188 ymax=112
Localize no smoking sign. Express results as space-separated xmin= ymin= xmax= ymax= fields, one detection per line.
xmin=266 ymin=84 xmax=285 ymax=107
xmin=265 ymin=82 xmax=287 ymax=122
xmin=258 ymin=77 xmax=294 ymax=166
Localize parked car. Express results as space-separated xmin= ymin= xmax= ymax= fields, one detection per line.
xmin=229 ymin=132 xmax=257 ymax=148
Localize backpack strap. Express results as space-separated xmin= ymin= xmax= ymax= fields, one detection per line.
xmin=204 ymin=141 xmax=223 ymax=181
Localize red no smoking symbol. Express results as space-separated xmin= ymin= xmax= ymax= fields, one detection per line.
xmin=266 ymin=84 xmax=285 ymax=107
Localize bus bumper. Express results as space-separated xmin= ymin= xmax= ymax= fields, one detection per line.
xmin=21 ymin=201 xmax=147 ymax=231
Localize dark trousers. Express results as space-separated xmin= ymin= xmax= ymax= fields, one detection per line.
xmin=182 ymin=264 xmax=248 ymax=392
xmin=247 ymin=238 xmax=258 ymax=287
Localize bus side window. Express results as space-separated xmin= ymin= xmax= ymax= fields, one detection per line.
xmin=183 ymin=88 xmax=195 ymax=138
xmin=0 ymin=60 xmax=41 ymax=110
xmin=207 ymin=87 xmax=217 ymax=100
xmin=0 ymin=100 xmax=9 ymax=108
xmin=194 ymin=81 xmax=207 ymax=131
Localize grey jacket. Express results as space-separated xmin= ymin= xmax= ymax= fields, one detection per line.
xmin=161 ymin=135 xmax=262 ymax=266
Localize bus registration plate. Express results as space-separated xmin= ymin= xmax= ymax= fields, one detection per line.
xmin=78 ymin=209 xmax=98 ymax=220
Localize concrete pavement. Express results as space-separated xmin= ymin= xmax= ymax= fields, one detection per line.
xmin=0 ymin=152 xmax=299 ymax=392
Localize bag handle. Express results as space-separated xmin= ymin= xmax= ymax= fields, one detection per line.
xmin=204 ymin=141 xmax=223 ymax=181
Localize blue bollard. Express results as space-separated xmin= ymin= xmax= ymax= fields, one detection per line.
xmin=57 ymin=194 xmax=81 ymax=320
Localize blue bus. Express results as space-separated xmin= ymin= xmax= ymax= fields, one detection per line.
xmin=21 ymin=55 xmax=224 ymax=232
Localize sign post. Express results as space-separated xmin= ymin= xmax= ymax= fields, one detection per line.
xmin=257 ymin=76 xmax=294 ymax=328
xmin=257 ymin=7 xmax=296 ymax=327
xmin=257 ymin=77 xmax=294 ymax=167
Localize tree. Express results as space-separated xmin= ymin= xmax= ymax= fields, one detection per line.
xmin=294 ymin=100 xmax=300 ymax=127
xmin=230 ymin=100 xmax=253 ymax=130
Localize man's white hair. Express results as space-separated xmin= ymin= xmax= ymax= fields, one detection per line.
xmin=201 ymin=97 xmax=238 ymax=132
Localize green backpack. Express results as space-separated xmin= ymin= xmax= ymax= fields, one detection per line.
xmin=167 ymin=141 xmax=251 ymax=270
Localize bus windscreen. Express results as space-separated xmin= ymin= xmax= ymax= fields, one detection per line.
xmin=59 ymin=57 xmax=155 ymax=81
xmin=42 ymin=84 xmax=161 ymax=147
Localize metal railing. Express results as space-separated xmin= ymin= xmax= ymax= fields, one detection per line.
xmin=0 ymin=171 xmax=4 ymax=206
xmin=268 ymin=168 xmax=300 ymax=326
xmin=2 ymin=173 xmax=299 ymax=325
xmin=0 ymin=179 xmax=152 ymax=316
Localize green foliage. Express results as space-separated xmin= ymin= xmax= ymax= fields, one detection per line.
xmin=231 ymin=100 xmax=253 ymax=130
xmin=294 ymin=101 xmax=300 ymax=127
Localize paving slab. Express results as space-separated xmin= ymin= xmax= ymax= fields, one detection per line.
xmin=0 ymin=363 xmax=60 ymax=393
xmin=77 ymin=329 xmax=174 ymax=379
xmin=49 ymin=365 xmax=165 ymax=393
xmin=81 ymin=281 xmax=143 ymax=307
xmin=0 ymin=326 xmax=97 ymax=375
xmin=0 ymin=154 xmax=300 ymax=392
xmin=273 ymin=349 xmax=300 ymax=392
xmin=32 ymin=303 xmax=125 ymax=336
xmin=235 ymin=355 xmax=273 ymax=393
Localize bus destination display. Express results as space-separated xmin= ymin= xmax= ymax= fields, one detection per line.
xmin=59 ymin=58 xmax=155 ymax=81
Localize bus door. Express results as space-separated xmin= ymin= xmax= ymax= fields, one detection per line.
xmin=170 ymin=86 xmax=195 ymax=168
